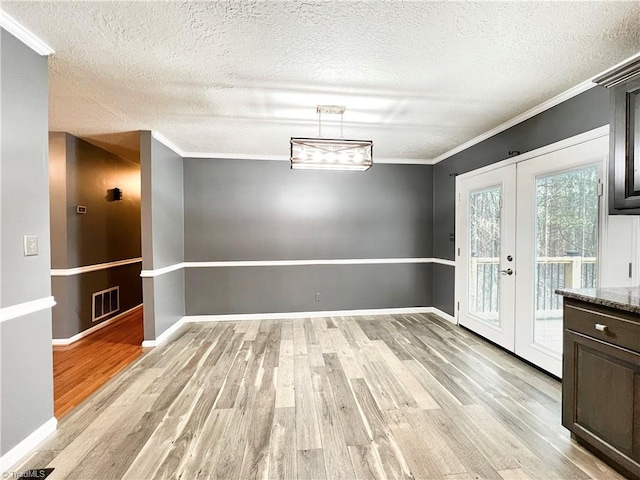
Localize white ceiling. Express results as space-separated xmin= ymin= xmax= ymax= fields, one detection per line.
xmin=3 ymin=1 xmax=640 ymax=162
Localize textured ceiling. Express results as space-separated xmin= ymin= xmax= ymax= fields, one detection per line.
xmin=3 ymin=1 xmax=640 ymax=161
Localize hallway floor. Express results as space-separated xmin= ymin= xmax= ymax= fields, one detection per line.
xmin=52 ymin=306 xmax=144 ymax=418
xmin=16 ymin=313 xmax=624 ymax=479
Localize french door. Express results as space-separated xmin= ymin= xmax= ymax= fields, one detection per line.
xmin=457 ymin=165 xmax=517 ymax=351
xmin=456 ymin=135 xmax=607 ymax=377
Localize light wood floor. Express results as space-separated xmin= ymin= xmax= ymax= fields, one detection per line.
xmin=53 ymin=307 xmax=144 ymax=418
xmin=16 ymin=313 xmax=625 ymax=479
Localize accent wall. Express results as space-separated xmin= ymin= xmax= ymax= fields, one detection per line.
xmin=183 ymin=159 xmax=434 ymax=315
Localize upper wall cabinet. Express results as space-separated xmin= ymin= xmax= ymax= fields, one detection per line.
xmin=595 ymin=58 xmax=640 ymax=214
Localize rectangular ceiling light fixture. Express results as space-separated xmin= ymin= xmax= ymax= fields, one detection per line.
xmin=290 ymin=137 xmax=373 ymax=171
xmin=290 ymin=105 xmax=373 ymax=171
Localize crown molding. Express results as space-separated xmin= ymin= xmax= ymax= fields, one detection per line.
xmin=455 ymin=125 xmax=609 ymax=181
xmin=433 ymin=50 xmax=640 ymax=165
xmin=593 ymin=51 xmax=640 ymax=88
xmin=151 ymin=131 xmax=186 ymax=156
xmin=432 ymin=79 xmax=595 ymax=164
xmin=184 ymin=152 xmax=288 ymax=161
xmin=152 ymin=131 xmax=432 ymax=165
xmin=375 ymin=157 xmax=435 ymax=165
xmin=0 ymin=10 xmax=54 ymax=56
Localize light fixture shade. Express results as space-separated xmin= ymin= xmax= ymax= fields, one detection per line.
xmin=290 ymin=137 xmax=373 ymax=171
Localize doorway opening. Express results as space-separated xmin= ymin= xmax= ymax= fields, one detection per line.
xmin=49 ymin=131 xmax=144 ymax=417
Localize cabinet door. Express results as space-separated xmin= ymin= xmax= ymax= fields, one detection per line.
xmin=563 ymin=330 xmax=640 ymax=477
xmin=610 ymin=76 xmax=640 ymax=213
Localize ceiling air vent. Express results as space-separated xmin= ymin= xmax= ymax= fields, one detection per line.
xmin=92 ymin=286 xmax=120 ymax=322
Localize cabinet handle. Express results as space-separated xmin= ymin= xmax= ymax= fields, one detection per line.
xmin=595 ymin=323 xmax=608 ymax=332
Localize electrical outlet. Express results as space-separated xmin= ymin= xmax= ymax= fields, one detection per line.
xmin=315 ymin=293 xmax=321 ymax=302
xmin=23 ymin=235 xmax=38 ymax=256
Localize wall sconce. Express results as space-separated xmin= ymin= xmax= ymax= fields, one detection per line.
xmin=109 ymin=187 xmax=123 ymax=201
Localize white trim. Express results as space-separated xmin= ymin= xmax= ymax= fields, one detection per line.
xmin=151 ymin=131 xmax=432 ymax=165
xmin=186 ymin=307 xmax=454 ymax=325
xmin=184 ymin=152 xmax=287 ymax=161
xmin=0 ymin=10 xmax=54 ymax=56
xmin=0 ymin=417 xmax=57 ymax=474
xmin=430 ymin=307 xmax=457 ymax=325
xmin=140 ymin=262 xmax=185 ymax=277
xmin=140 ymin=258 xmax=454 ymax=277
xmin=431 ymin=258 xmax=455 ymax=267
xmin=187 ymin=258 xmax=438 ymax=267
xmin=52 ymin=304 xmax=143 ymax=346
xmin=594 ymin=51 xmax=640 ymax=87
xmin=434 ymin=50 xmax=640 ymax=164
xmin=51 ymin=257 xmax=142 ymax=276
xmin=141 ymin=317 xmax=187 ymax=348
xmin=186 ymin=306 xmax=433 ymax=322
xmin=432 ymin=80 xmax=596 ymax=164
xmin=456 ymin=125 xmax=609 ymax=181
xmin=0 ymin=296 xmax=56 ymax=323
xmin=375 ymin=158 xmax=435 ymax=165
xmin=151 ymin=131 xmax=185 ymax=157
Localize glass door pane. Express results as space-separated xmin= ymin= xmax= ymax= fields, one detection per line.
xmin=534 ymin=165 xmax=599 ymax=354
xmin=469 ymin=186 xmax=502 ymax=327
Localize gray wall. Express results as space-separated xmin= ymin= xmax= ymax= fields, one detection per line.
xmin=145 ymin=269 xmax=185 ymax=338
xmin=49 ymin=133 xmax=142 ymax=338
xmin=140 ymin=132 xmax=185 ymax=340
xmin=183 ymin=159 xmax=433 ymax=314
xmin=186 ymin=264 xmax=431 ymax=315
xmin=432 ymin=86 xmax=610 ymax=315
xmin=0 ymin=29 xmax=54 ymax=455
xmin=51 ymin=263 xmax=142 ymax=339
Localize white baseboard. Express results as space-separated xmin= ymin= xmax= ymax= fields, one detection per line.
xmin=52 ymin=304 xmax=143 ymax=346
xmin=186 ymin=306 xmax=436 ymax=322
xmin=427 ymin=307 xmax=457 ymax=325
xmin=0 ymin=417 xmax=57 ymax=474
xmin=141 ymin=316 xmax=187 ymax=348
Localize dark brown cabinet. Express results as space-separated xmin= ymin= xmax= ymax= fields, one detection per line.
xmin=562 ymin=298 xmax=640 ymax=479
xmin=594 ymin=59 xmax=640 ymax=214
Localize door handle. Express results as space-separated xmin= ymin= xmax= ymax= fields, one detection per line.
xmin=500 ymin=268 xmax=514 ymax=276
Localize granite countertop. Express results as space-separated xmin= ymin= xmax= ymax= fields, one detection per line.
xmin=555 ymin=286 xmax=640 ymax=315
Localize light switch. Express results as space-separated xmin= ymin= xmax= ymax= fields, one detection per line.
xmin=23 ymin=235 xmax=38 ymax=256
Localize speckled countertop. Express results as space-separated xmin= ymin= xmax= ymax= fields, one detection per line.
xmin=555 ymin=287 xmax=640 ymax=315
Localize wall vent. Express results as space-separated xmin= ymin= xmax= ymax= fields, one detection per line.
xmin=92 ymin=286 xmax=120 ymax=322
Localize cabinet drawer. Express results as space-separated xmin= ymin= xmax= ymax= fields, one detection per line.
xmin=565 ymin=304 xmax=640 ymax=353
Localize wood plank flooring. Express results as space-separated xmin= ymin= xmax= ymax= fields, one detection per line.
xmin=53 ymin=306 xmax=144 ymax=418
xmin=15 ymin=313 xmax=625 ymax=479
